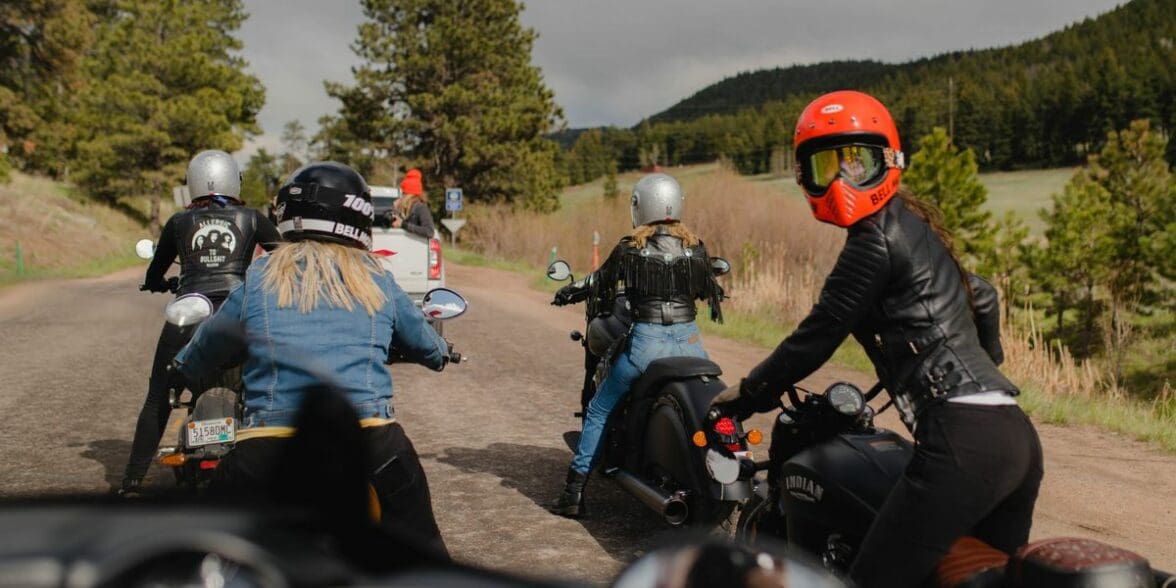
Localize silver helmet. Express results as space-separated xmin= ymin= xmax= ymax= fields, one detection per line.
xmin=186 ymin=150 xmax=242 ymax=201
xmin=631 ymin=173 xmax=683 ymax=227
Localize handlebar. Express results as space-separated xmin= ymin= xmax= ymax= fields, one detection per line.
xmin=139 ymin=277 xmax=179 ymax=294
xmin=785 ymin=384 xmax=803 ymax=408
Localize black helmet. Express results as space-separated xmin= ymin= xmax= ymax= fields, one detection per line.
xmin=274 ymin=162 xmax=374 ymax=249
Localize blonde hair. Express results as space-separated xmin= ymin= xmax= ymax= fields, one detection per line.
xmin=396 ymin=193 xmax=426 ymax=216
xmin=262 ymin=241 xmax=387 ymax=315
xmin=630 ymin=221 xmax=700 ymax=248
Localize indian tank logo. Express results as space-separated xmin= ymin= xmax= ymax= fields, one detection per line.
xmin=784 ymin=475 xmax=824 ymax=503
xmin=820 ymin=104 xmax=844 ymax=115
xmin=190 ymin=218 xmax=240 ymax=268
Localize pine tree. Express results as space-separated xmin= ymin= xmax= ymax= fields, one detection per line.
xmin=70 ymin=0 xmax=264 ymax=233
xmin=240 ymin=148 xmax=281 ymax=208
xmin=280 ymin=119 xmax=308 ymax=173
xmin=602 ymin=160 xmax=619 ymax=200
xmin=0 ymin=0 xmax=94 ymax=178
xmin=902 ymin=127 xmax=994 ymax=268
xmin=1036 ymin=172 xmax=1116 ymax=355
xmin=329 ymin=0 xmax=565 ymax=211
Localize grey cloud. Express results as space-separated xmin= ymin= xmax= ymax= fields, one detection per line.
xmin=237 ymin=0 xmax=1123 ymax=157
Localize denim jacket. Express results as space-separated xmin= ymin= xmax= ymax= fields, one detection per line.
xmin=174 ymin=256 xmax=447 ymax=430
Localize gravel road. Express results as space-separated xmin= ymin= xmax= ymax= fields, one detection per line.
xmin=0 ymin=262 xmax=1172 ymax=583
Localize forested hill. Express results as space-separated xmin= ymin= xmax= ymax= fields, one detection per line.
xmin=650 ymin=0 xmax=1172 ymax=127
xmin=650 ymin=60 xmax=895 ymax=123
xmin=622 ymin=0 xmax=1174 ymax=172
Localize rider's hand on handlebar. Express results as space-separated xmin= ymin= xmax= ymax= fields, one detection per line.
xmin=165 ymin=361 xmax=187 ymax=394
xmin=551 ymin=284 xmax=575 ymax=306
xmin=709 ymin=378 xmax=783 ymax=421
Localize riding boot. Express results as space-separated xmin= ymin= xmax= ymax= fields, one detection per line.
xmin=116 ymin=477 xmax=142 ymax=498
xmin=547 ymin=468 xmax=588 ymax=518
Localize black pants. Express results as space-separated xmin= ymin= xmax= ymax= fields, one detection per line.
xmin=849 ymin=403 xmax=1044 ymax=588
xmin=123 ymin=321 xmax=190 ymax=482
xmin=210 ymin=423 xmax=448 ymax=557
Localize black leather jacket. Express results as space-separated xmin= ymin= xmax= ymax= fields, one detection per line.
xmin=146 ymin=202 xmax=280 ymax=300
xmin=744 ymin=197 xmax=1015 ymax=426
xmin=590 ymin=227 xmax=723 ymax=325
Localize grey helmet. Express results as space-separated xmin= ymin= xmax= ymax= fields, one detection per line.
xmin=631 ymin=173 xmax=683 ymax=227
xmin=186 ymin=150 xmax=242 ymax=201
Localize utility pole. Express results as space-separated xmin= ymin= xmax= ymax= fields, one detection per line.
xmin=948 ymin=76 xmax=956 ymax=145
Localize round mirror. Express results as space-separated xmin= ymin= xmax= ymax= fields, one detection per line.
xmin=135 ymin=238 xmax=156 ymax=260
xmin=710 ymin=257 xmax=731 ymax=277
xmin=164 ymin=294 xmax=214 ymax=327
xmin=546 ymin=260 xmax=572 ymax=281
xmin=421 ymin=288 xmax=468 ymax=321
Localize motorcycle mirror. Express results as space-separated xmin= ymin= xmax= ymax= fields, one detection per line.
xmin=164 ymin=294 xmax=214 ymax=327
xmin=421 ymin=288 xmax=468 ymax=321
xmin=135 ymin=238 xmax=156 ymax=260
xmin=709 ymin=257 xmax=731 ymax=277
xmin=546 ymin=260 xmax=573 ymax=282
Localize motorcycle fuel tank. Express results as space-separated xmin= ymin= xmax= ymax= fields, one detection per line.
xmin=777 ymin=430 xmax=912 ymax=556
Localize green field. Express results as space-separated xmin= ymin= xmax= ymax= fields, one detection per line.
xmin=980 ymin=167 xmax=1077 ymax=234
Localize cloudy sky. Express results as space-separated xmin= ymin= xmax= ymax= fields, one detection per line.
xmin=237 ymin=0 xmax=1125 ymax=158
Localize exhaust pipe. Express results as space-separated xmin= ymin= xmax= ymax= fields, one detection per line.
xmin=610 ymin=469 xmax=689 ymax=526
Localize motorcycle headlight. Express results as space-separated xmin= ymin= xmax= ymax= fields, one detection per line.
xmin=164 ymin=294 xmax=214 ymax=327
xmin=826 ymin=382 xmax=865 ymax=417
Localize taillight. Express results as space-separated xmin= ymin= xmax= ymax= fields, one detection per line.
xmin=199 ymin=460 xmax=219 ymax=470
xmin=714 ymin=417 xmax=736 ymax=436
xmin=428 ymin=239 xmax=442 ymax=280
xmin=713 ymin=417 xmax=744 ymax=452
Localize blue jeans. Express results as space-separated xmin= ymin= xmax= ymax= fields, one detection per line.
xmin=570 ymin=321 xmax=709 ymax=474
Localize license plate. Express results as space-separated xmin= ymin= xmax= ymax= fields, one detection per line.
xmin=187 ymin=418 xmax=236 ymax=447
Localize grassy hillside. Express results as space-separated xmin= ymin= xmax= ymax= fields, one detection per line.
xmin=0 ymin=173 xmax=149 ymax=286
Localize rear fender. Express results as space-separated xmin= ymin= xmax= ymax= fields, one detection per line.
xmin=638 ymin=377 xmax=749 ymax=501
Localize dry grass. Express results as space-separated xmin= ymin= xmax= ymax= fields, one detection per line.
xmin=0 ymin=172 xmax=147 ymax=284
xmin=463 ymin=167 xmax=843 ymax=327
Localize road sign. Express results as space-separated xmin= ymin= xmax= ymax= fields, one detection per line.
xmin=445 ymin=188 xmax=463 ymax=212
xmin=439 ymin=218 xmax=467 ymax=246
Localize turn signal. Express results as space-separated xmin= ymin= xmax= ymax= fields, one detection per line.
xmin=159 ymin=453 xmax=186 ymax=466
xmin=691 ymin=431 xmax=707 ymax=447
xmin=746 ymin=429 xmax=763 ymax=446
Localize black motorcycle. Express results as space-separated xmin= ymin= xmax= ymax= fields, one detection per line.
xmin=147 ymin=292 xmax=242 ymax=488
xmin=135 ymin=238 xmax=242 ymax=487
xmin=736 ymin=381 xmax=1174 ymax=587
xmin=546 ymin=258 xmax=756 ymax=531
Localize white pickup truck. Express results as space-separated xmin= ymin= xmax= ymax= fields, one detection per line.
xmin=369 ymin=186 xmax=446 ymax=333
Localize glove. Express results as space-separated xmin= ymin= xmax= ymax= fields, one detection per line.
xmin=710 ymin=378 xmax=782 ymax=421
xmin=165 ymin=361 xmax=187 ymax=394
xmin=552 ymin=284 xmax=577 ymax=306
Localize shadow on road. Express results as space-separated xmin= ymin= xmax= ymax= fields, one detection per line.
xmin=438 ymin=441 xmax=675 ymax=564
xmin=78 ymin=439 xmax=132 ymax=490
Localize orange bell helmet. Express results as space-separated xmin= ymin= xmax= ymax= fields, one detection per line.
xmin=793 ymin=91 xmax=905 ymax=227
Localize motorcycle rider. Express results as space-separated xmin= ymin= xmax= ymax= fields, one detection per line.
xmin=118 ymin=149 xmax=280 ymax=495
xmin=548 ymin=173 xmax=725 ymax=518
xmin=712 ymin=91 xmax=1042 ymax=587
xmin=171 ymin=161 xmax=452 ymax=555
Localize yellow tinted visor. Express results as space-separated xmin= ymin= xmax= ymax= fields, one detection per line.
xmin=807 ymin=145 xmax=885 ymax=191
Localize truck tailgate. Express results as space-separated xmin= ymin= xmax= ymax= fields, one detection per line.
xmin=372 ymin=228 xmax=430 ymax=297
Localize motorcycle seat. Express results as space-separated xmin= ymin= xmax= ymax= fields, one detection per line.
xmin=629 ymin=357 xmax=722 ymax=402
xmin=1009 ymin=537 xmax=1154 ymax=588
